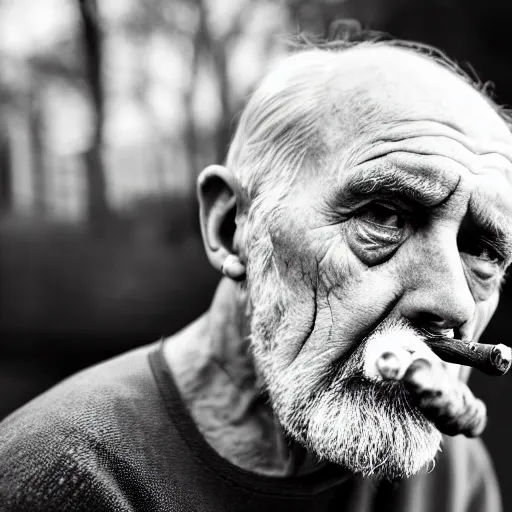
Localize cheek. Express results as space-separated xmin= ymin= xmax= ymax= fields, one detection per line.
xmin=253 ymin=211 xmax=406 ymax=371
xmin=247 ymin=234 xmax=318 ymax=364
xmin=322 ymin=259 xmax=403 ymax=352
xmin=271 ymin=229 xmax=404 ymax=371
xmin=249 ymin=231 xmax=333 ymax=372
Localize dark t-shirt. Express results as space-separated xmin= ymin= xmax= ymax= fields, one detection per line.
xmin=0 ymin=341 xmax=502 ymax=511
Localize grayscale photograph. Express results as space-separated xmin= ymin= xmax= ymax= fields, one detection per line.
xmin=0 ymin=1 xmax=511 ymax=511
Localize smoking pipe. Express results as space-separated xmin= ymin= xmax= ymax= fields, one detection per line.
xmin=424 ymin=336 xmax=512 ymax=376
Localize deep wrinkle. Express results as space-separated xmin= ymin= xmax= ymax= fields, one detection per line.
xmin=435 ymin=174 xmax=461 ymax=208
xmin=378 ymin=117 xmax=468 ymax=136
xmin=344 ymin=141 xmax=512 ymax=191
xmin=366 ymin=132 xmax=512 ymax=164
xmin=320 ymin=292 xmax=403 ymax=391
xmin=289 ymin=261 xmax=319 ymax=364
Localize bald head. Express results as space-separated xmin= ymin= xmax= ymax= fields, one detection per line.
xmin=323 ymin=45 xmax=511 ymax=144
xmin=226 ymin=40 xmax=512 ymax=209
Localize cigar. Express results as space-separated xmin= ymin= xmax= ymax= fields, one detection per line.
xmin=423 ymin=337 xmax=512 ymax=376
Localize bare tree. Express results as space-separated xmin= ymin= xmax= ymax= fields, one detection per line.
xmin=28 ymin=72 xmax=46 ymax=215
xmin=77 ymin=0 xmax=110 ymax=230
xmin=183 ymin=0 xmax=278 ymax=170
xmin=0 ymin=117 xmax=12 ymax=213
xmin=181 ymin=0 xmax=207 ymax=189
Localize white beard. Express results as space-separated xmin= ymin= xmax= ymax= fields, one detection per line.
xmin=299 ymin=373 xmax=442 ymax=480
xmin=251 ymin=313 xmax=443 ymax=481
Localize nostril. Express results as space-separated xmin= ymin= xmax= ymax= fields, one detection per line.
xmin=417 ymin=312 xmax=445 ymax=325
xmin=414 ymin=314 xmax=458 ymax=340
xmin=415 ymin=312 xmax=467 ymax=337
xmin=417 ymin=313 xmax=451 ymax=333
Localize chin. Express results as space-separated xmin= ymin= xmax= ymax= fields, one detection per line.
xmin=299 ymin=377 xmax=442 ymax=480
xmin=255 ymin=334 xmax=443 ymax=481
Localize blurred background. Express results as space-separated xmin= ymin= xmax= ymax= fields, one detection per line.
xmin=1 ymin=0 xmax=511 ymax=506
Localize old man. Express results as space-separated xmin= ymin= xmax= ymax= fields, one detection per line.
xmin=1 ymin=25 xmax=512 ymax=511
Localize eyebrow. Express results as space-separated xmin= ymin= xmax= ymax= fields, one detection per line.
xmin=339 ymin=161 xmax=457 ymax=207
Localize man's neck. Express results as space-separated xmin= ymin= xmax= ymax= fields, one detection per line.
xmin=163 ymin=278 xmax=324 ymax=477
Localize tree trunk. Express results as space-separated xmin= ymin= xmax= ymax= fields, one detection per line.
xmin=28 ymin=74 xmax=46 ymax=215
xmin=77 ymin=0 xmax=110 ymax=230
xmin=0 ymin=122 xmax=12 ymax=213
xmin=211 ymin=42 xmax=232 ymax=166
xmin=181 ymin=1 xmax=209 ymax=235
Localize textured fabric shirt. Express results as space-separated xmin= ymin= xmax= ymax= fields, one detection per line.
xmin=0 ymin=341 xmax=502 ymax=511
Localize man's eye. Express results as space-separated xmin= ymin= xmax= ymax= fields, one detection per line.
xmin=459 ymin=237 xmax=504 ymax=266
xmin=459 ymin=240 xmax=506 ymax=284
xmin=359 ymin=203 xmax=405 ymax=229
xmin=349 ymin=202 xmax=409 ymax=264
xmin=478 ymin=247 xmax=500 ymax=264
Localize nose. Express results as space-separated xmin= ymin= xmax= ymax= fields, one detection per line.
xmin=398 ymin=231 xmax=476 ymax=331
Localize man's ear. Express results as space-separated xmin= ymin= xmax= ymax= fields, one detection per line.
xmin=197 ymin=165 xmax=246 ymax=281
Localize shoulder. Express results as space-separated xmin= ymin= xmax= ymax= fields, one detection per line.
xmin=426 ymin=435 xmax=502 ymax=512
xmin=440 ymin=434 xmax=499 ymax=485
xmin=1 ymin=342 xmax=160 ymax=440
xmin=0 ymin=342 xmax=164 ymax=511
xmin=450 ymin=435 xmax=502 ymax=510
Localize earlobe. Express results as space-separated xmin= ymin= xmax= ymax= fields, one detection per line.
xmin=197 ymin=165 xmax=246 ymax=280
xmin=221 ymin=254 xmax=246 ymax=281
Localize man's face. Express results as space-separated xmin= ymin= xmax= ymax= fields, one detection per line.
xmin=243 ymin=48 xmax=512 ymax=480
